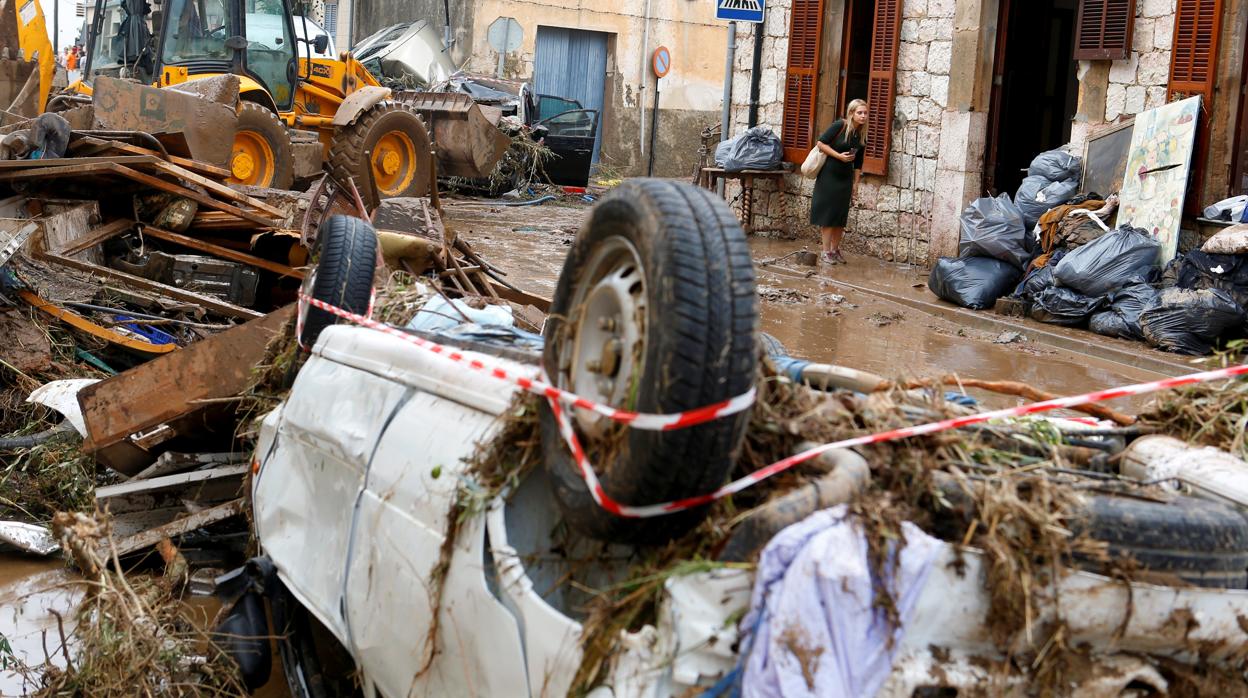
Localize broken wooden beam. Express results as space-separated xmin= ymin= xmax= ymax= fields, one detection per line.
xmin=76 ymin=306 xmax=292 ymax=468
xmin=140 ymin=225 xmax=303 ymax=279
xmin=106 ymin=498 xmax=245 ymax=558
xmin=58 ymin=218 xmax=135 ymax=257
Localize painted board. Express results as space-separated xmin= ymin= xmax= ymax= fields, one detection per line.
xmin=1118 ymin=96 xmax=1201 ymax=265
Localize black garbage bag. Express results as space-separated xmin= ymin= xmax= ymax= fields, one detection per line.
xmin=1053 ymin=226 xmax=1161 ymax=298
xmin=1172 ymin=250 xmax=1248 ymax=309
xmin=714 ymin=126 xmax=783 ymax=172
xmin=929 ymin=256 xmax=1022 ymax=310
xmin=1016 ymin=176 xmax=1079 ymax=229
xmin=1088 ymin=283 xmax=1159 ymax=340
xmin=958 ymin=194 xmax=1030 ymax=269
xmin=1140 ymin=288 xmax=1247 ymax=355
xmin=1029 ymin=286 xmax=1107 ymax=326
xmin=1028 ymin=149 xmax=1082 ymax=182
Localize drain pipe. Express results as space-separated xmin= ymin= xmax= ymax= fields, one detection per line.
xmin=747 ymin=19 xmax=765 ymax=127
xmin=639 ymin=0 xmax=653 ymax=157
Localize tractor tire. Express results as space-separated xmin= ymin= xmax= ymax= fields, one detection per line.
xmin=539 ymin=179 xmax=759 ymax=544
xmin=297 ymin=215 xmax=377 ymax=350
xmin=229 ymin=102 xmax=295 ymax=190
xmin=328 ymin=101 xmax=431 ymax=208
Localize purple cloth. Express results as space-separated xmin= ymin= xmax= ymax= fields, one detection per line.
xmin=740 ymin=506 xmax=944 ymax=697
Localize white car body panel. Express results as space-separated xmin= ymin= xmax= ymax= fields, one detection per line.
xmin=254 ymin=324 xmax=1248 ymax=698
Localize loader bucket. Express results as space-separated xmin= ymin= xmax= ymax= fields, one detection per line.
xmin=0 ymin=0 xmax=54 ymax=115
xmin=399 ymin=92 xmax=511 ymax=180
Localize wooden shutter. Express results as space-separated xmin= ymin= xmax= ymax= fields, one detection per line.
xmin=781 ymin=0 xmax=825 ymax=164
xmin=862 ymin=0 xmax=902 ymax=176
xmin=1168 ymin=0 xmax=1222 ymax=102
xmin=1169 ymin=0 xmax=1223 ymax=213
xmin=1073 ymin=0 xmax=1134 ymax=60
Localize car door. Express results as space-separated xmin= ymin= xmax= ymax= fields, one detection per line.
xmin=538 ymin=109 xmax=599 ymax=187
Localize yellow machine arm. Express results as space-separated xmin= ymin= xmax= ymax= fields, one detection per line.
xmin=0 ymin=0 xmax=56 ymax=113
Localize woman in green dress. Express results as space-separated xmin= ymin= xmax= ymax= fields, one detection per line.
xmin=811 ymin=99 xmax=869 ymax=264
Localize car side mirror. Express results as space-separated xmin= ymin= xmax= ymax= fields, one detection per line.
xmin=313 ymin=34 xmax=329 ymax=54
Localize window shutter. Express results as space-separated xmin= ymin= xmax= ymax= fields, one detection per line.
xmin=1168 ymin=0 xmax=1223 ymax=213
xmin=781 ymin=0 xmax=825 ymax=164
xmin=862 ymin=0 xmax=901 ymax=176
xmin=1073 ymin=0 xmax=1134 ymax=60
xmin=1168 ymin=0 xmax=1222 ymax=102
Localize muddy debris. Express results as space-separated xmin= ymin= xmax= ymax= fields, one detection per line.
xmin=758 ymin=284 xmax=811 ymax=304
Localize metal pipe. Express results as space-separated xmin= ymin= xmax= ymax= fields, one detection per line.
xmin=748 ymin=20 xmax=765 ymax=127
xmin=443 ymin=0 xmax=452 ymax=49
xmin=718 ymin=21 xmax=736 ymax=196
xmin=639 ymin=0 xmax=652 ymax=155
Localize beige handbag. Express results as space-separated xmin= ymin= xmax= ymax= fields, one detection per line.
xmin=800 ymin=121 xmax=845 ymax=179
xmin=800 ymin=147 xmax=826 ymax=179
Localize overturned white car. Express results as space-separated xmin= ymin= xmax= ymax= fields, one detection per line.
xmin=217 ymin=180 xmax=1248 ymax=697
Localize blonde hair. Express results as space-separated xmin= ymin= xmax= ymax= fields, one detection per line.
xmin=845 ymin=99 xmax=869 ymax=142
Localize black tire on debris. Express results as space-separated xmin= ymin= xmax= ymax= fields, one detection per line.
xmin=328 ymin=101 xmax=431 ymax=207
xmin=1073 ymin=493 xmax=1248 ymax=588
xmin=540 ymin=178 xmax=759 ymax=544
xmin=233 ymin=101 xmax=295 ymax=190
xmin=298 ymin=215 xmax=377 ymax=349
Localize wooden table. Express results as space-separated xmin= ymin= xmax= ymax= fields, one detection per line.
xmin=698 ymin=167 xmax=790 ymax=234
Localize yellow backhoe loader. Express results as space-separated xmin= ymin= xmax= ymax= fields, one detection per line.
xmin=0 ymin=0 xmax=56 ymax=119
xmin=74 ymin=0 xmax=507 ymax=202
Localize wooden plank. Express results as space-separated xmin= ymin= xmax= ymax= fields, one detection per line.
xmin=112 ymin=164 xmax=279 ymax=227
xmin=18 ymin=289 xmax=178 ymax=356
xmin=140 ymin=225 xmax=303 ymax=279
xmin=77 ymin=306 xmax=292 ymax=457
xmin=38 ymin=202 xmax=101 ymax=264
xmin=72 ymin=136 xmax=232 ymax=179
xmin=106 ymin=499 xmax=245 ymax=558
xmin=147 ymin=160 xmax=286 ymax=218
xmin=96 ymin=464 xmax=249 ymax=501
xmin=58 ymin=218 xmax=135 ymax=257
xmin=0 ymin=155 xmax=158 ymax=169
xmin=487 ymin=279 xmax=552 ymax=313
xmin=36 ymin=251 xmax=263 ymax=319
xmin=129 ymin=451 xmax=246 ymax=482
xmin=0 ymin=162 xmax=118 ymax=180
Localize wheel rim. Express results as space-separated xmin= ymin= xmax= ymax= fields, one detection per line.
xmin=370 ymin=131 xmax=418 ymax=197
xmin=560 ymin=235 xmax=647 ymax=438
xmin=231 ymin=130 xmax=275 ymax=187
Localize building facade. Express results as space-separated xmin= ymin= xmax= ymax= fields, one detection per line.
xmin=731 ymin=0 xmax=1248 ymax=265
xmin=352 ymin=0 xmax=730 ymax=178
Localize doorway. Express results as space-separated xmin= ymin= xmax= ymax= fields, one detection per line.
xmin=533 ymin=26 xmax=609 ymax=166
xmin=837 ymin=0 xmax=876 ymax=116
xmin=984 ymin=0 xmax=1080 ymax=197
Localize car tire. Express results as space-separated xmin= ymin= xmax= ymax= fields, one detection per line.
xmin=540 ymin=178 xmax=759 ymax=544
xmin=1072 ymin=493 xmax=1248 ymax=588
xmin=298 ymin=215 xmax=377 ymax=349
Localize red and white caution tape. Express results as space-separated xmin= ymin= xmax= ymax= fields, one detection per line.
xmin=549 ymin=363 xmax=1248 ymax=518
xmin=297 ymin=293 xmax=756 ymax=430
xmin=299 ymin=291 xmax=1248 ymax=519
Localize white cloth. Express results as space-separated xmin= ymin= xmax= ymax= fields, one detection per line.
xmin=740 ymin=506 xmax=944 ymax=698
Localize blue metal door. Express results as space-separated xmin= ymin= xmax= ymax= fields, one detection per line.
xmin=533 ymin=26 xmax=608 ymax=166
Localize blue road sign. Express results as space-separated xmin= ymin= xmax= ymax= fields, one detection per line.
xmin=715 ymin=0 xmax=765 ymax=22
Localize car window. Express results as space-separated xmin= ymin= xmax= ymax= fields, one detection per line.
xmin=536 ymin=95 xmax=582 ymax=122
xmin=540 ymin=109 xmax=598 ymax=138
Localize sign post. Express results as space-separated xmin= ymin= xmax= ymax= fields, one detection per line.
xmin=715 ymin=0 xmax=764 ymax=194
xmin=648 ymin=46 xmax=671 ymax=176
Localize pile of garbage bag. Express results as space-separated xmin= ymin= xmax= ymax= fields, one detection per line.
xmin=931 ymin=144 xmax=1248 ymax=356
xmin=715 ymin=127 xmax=783 ymax=172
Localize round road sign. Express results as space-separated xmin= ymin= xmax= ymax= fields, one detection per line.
xmin=652 ymin=46 xmax=671 ymax=79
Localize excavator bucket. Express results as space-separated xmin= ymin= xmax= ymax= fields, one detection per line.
xmin=398 ymin=92 xmax=511 ymax=180
xmin=0 ymin=0 xmax=54 ymax=118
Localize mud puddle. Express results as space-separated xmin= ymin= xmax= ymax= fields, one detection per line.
xmin=448 ymin=199 xmax=1161 ymax=413
xmin=0 ymin=555 xmax=80 ymax=695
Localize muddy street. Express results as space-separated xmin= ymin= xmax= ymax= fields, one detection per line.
xmin=445 ymin=196 xmax=1168 ymax=412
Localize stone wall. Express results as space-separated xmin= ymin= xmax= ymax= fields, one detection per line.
xmin=729 ymin=0 xmax=1188 ymax=266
